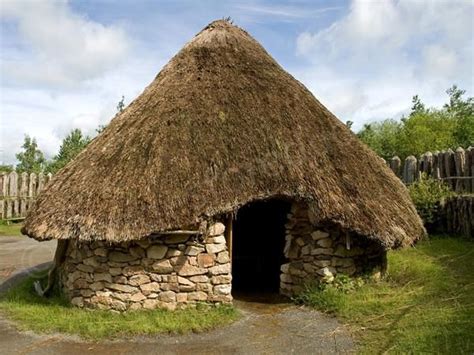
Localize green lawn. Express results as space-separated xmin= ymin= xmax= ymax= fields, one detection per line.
xmin=0 ymin=274 xmax=238 ymax=340
xmin=0 ymin=222 xmax=23 ymax=237
xmin=295 ymin=236 xmax=474 ymax=354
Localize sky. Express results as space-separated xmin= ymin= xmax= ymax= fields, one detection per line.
xmin=1 ymin=0 xmax=473 ymax=165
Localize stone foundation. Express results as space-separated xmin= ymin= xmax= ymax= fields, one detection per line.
xmin=60 ymin=203 xmax=388 ymax=310
xmin=60 ymin=222 xmax=232 ymax=311
xmin=280 ymin=203 xmax=386 ymax=296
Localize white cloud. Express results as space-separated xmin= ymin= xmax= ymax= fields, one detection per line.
xmin=294 ymin=0 xmax=473 ymax=128
xmin=235 ymin=4 xmax=342 ymax=19
xmin=1 ymin=0 xmax=130 ymax=88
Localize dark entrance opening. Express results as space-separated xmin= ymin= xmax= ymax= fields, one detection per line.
xmin=231 ymin=199 xmax=291 ymax=295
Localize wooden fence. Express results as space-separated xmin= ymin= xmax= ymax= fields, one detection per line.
xmin=442 ymin=195 xmax=474 ymax=239
xmin=0 ymin=171 xmax=52 ymax=220
xmin=387 ymin=146 xmax=474 ymax=193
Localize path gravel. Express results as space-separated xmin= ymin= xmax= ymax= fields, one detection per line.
xmin=0 ymin=236 xmax=354 ymax=354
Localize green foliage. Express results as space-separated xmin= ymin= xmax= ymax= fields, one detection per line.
xmin=357 ymin=119 xmax=402 ymax=159
xmin=116 ymin=95 xmax=125 ymax=113
xmin=408 ymin=174 xmax=454 ymax=224
xmin=294 ymin=274 xmax=366 ymax=313
xmin=0 ymin=164 xmax=14 ymax=173
xmin=0 ymin=274 xmax=238 ymax=340
xmin=15 ymin=135 xmax=46 ymax=173
xmin=295 ymin=237 xmax=474 ymax=353
xmin=46 ymin=129 xmax=91 ymax=174
xmin=398 ymin=111 xmax=457 ymax=158
xmin=358 ymin=85 xmax=474 ymax=160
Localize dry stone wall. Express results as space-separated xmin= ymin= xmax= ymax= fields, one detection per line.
xmin=60 ymin=223 xmax=232 ymax=311
xmin=280 ymin=203 xmax=386 ymax=296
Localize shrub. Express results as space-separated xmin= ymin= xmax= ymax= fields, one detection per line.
xmin=408 ymin=174 xmax=454 ymax=225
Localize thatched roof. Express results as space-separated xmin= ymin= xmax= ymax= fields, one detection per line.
xmin=23 ymin=20 xmax=425 ymax=248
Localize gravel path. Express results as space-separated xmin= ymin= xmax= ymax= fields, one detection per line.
xmin=0 ymin=236 xmax=354 ymax=354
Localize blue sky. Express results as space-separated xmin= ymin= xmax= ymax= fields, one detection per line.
xmin=1 ymin=0 xmax=473 ymax=164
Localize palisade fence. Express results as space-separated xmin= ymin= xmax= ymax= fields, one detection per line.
xmin=0 ymin=171 xmax=52 ymax=220
xmin=387 ymin=146 xmax=474 ymax=193
xmin=0 ymin=146 xmax=473 ymax=223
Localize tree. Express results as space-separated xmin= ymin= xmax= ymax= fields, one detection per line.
xmin=444 ymin=85 xmax=474 ymax=148
xmin=0 ymin=165 xmax=14 ymax=173
xmin=357 ymin=85 xmax=473 ymax=160
xmin=357 ymin=120 xmax=402 ymax=159
xmin=96 ymin=95 xmax=126 ymax=134
xmin=46 ymin=129 xmax=91 ymax=174
xmin=410 ymin=95 xmax=426 ymax=116
xmin=15 ymin=136 xmax=46 ymax=173
xmin=116 ymin=95 xmax=125 ymax=113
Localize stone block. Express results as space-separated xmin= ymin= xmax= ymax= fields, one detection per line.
xmin=211 ymin=275 xmax=232 ymax=284
xmin=216 ymin=252 xmax=230 ymax=264
xmin=158 ymin=290 xmax=176 ymax=303
xmin=185 ymin=245 xmax=205 ymax=256
xmin=316 ymin=238 xmax=332 ymax=248
xmin=129 ymin=292 xmax=146 ymax=302
xmin=135 ymin=239 xmax=150 ymax=249
xmin=77 ymin=264 xmax=94 ymax=273
xmin=206 ymin=243 xmax=226 ymax=254
xmin=152 ymin=259 xmax=174 ymax=273
xmin=143 ymin=299 xmax=159 ymax=309
xmin=166 ymin=249 xmax=183 ymax=258
xmin=122 ymin=265 xmax=144 ymax=276
xmin=113 ymin=275 xmax=128 ymax=284
xmin=130 ymin=246 xmax=146 ymax=258
xmin=188 ymin=291 xmax=208 ymax=301
xmin=130 ymin=302 xmax=142 ymax=310
xmin=209 ymin=263 xmax=231 ymax=275
xmin=311 ymin=230 xmax=330 ymax=241
xmin=176 ymin=293 xmax=188 ymax=303
xmin=80 ymin=289 xmax=94 ymax=298
xmin=109 ymin=267 xmax=122 ymax=276
xmin=214 ymin=284 xmax=231 ymax=295
xmin=311 ymin=248 xmax=333 ymax=256
xmin=109 ymin=251 xmax=136 ymax=263
xmin=189 ymin=275 xmax=209 ymax=283
xmin=94 ymin=248 xmax=108 ymax=257
xmin=208 ymin=235 xmax=226 ymax=244
xmin=107 ymin=283 xmax=138 ymax=293
xmin=94 ymin=273 xmax=112 ymax=283
xmin=129 ymin=274 xmax=151 ymax=286
xmin=147 ymin=245 xmax=168 ymax=259
xmin=140 ymin=282 xmax=161 ymax=293
xmin=208 ymin=222 xmax=225 ymax=236
xmin=177 ymin=264 xmax=207 ymax=276
xmin=178 ymin=276 xmax=195 ymax=286
xmin=71 ymin=297 xmax=84 ymax=307
xmin=73 ymin=279 xmax=89 ymax=289
xmin=197 ymin=253 xmax=215 ymax=268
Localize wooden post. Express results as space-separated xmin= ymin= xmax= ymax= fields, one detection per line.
xmin=225 ymin=214 xmax=233 ymax=264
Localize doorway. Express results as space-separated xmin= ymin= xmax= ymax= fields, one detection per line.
xmin=231 ymin=199 xmax=291 ymax=295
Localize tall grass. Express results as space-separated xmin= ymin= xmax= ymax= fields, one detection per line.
xmin=0 ymin=274 xmax=238 ymax=340
xmin=295 ymin=236 xmax=474 ymax=354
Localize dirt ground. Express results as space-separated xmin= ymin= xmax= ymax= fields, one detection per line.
xmin=0 ymin=236 xmax=354 ymax=354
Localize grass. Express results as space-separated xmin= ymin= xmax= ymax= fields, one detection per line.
xmin=0 ymin=274 xmax=238 ymax=340
xmin=295 ymin=235 xmax=474 ymax=354
xmin=0 ymin=222 xmax=23 ymax=237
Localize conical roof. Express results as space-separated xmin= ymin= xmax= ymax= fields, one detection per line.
xmin=23 ymin=20 xmax=425 ymax=248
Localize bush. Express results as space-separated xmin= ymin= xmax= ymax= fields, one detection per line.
xmin=408 ymin=174 xmax=454 ymax=225
xmin=293 ymin=275 xmax=365 ymax=313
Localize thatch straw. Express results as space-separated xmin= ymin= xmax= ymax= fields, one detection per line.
xmin=22 ymin=20 xmax=425 ymax=248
